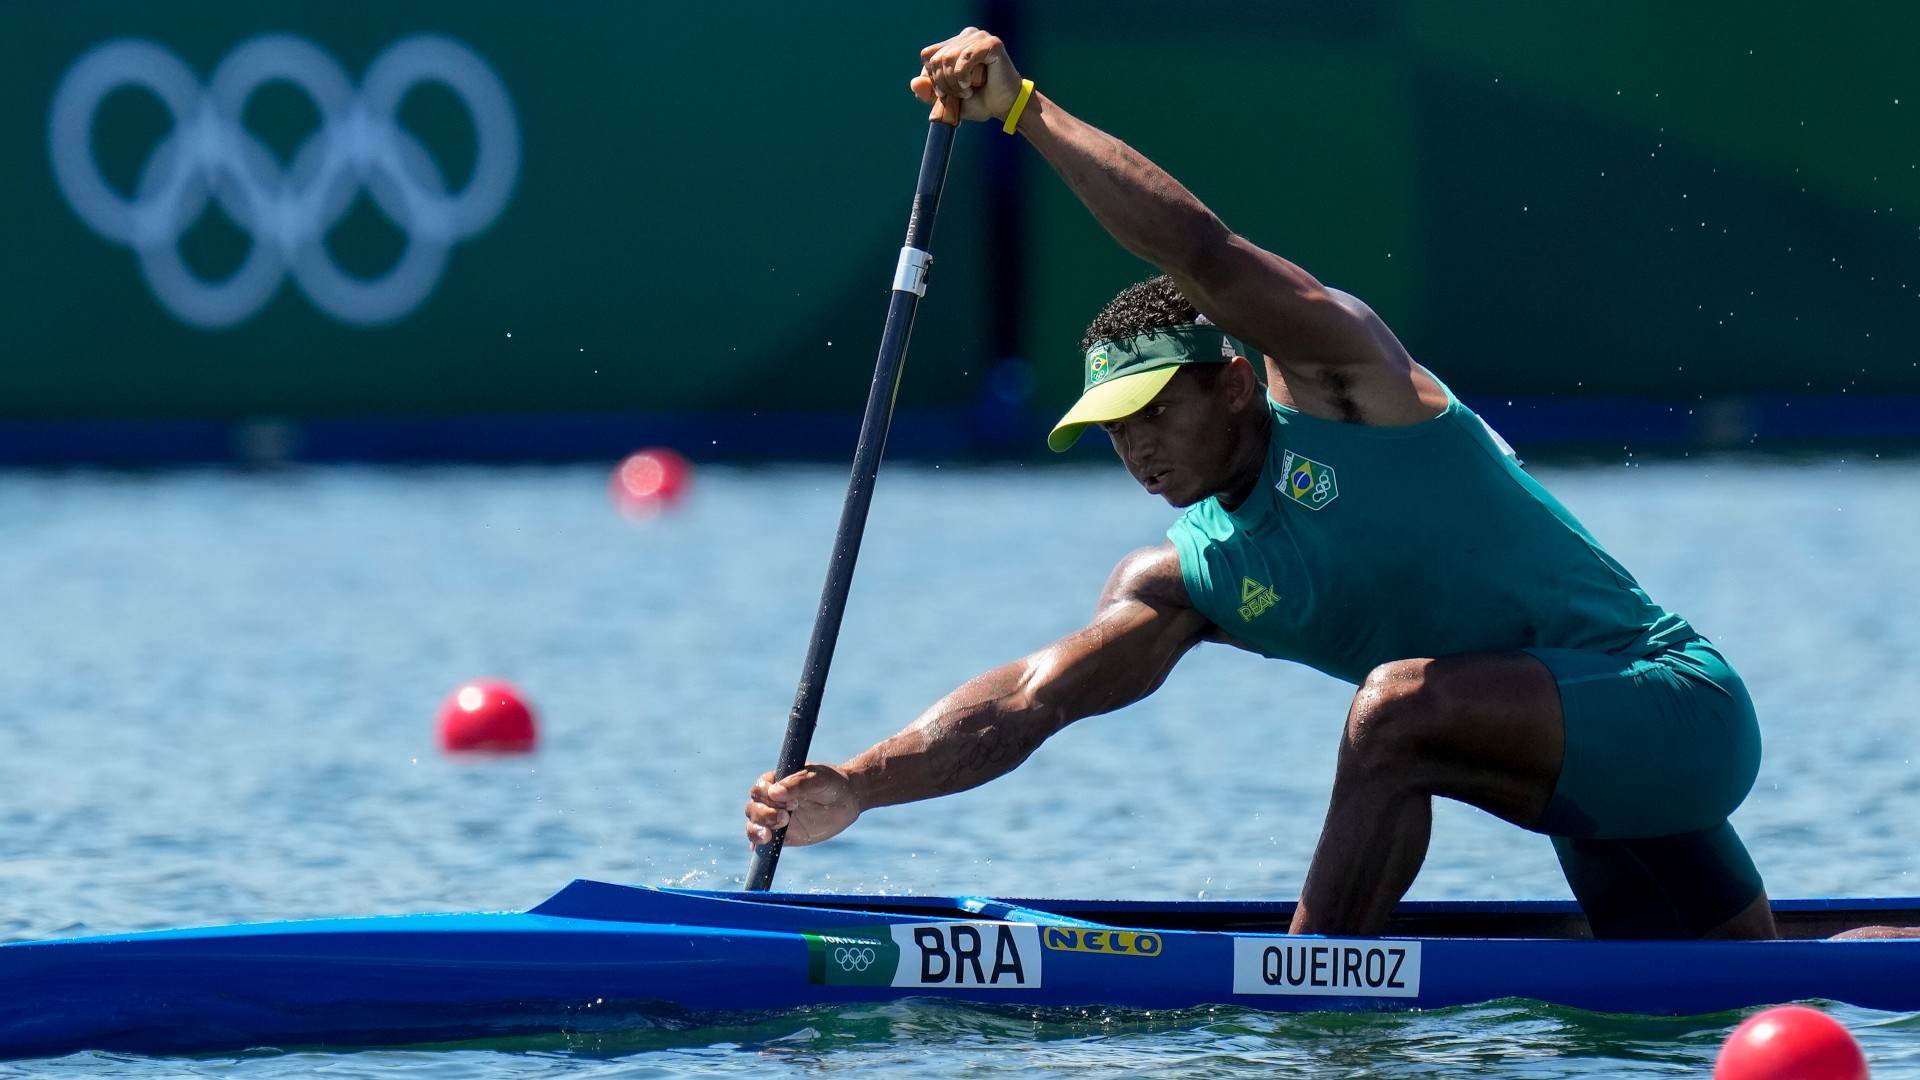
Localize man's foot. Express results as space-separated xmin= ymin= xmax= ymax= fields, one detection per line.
xmin=1829 ymin=925 xmax=1920 ymax=940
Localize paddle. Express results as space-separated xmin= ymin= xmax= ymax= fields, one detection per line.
xmin=746 ymin=119 xmax=959 ymax=891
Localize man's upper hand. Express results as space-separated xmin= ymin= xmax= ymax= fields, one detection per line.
xmin=912 ymin=28 xmax=1023 ymax=126
xmin=744 ymin=764 xmax=861 ymax=849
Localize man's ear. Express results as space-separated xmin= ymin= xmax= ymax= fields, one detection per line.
xmin=1226 ymin=356 xmax=1262 ymax=409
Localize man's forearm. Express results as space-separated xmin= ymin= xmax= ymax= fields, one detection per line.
xmin=842 ymin=663 xmax=1059 ymax=812
xmin=1016 ymin=91 xmax=1229 ymax=274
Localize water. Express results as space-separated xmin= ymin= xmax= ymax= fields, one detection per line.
xmin=0 ymin=457 xmax=1916 ymax=1076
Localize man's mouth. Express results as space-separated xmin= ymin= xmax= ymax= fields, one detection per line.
xmin=1141 ymin=467 xmax=1170 ymax=492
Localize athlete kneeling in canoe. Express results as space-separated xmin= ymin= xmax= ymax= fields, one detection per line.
xmin=747 ymin=28 xmax=1774 ymax=940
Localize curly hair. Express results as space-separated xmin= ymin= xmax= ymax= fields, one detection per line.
xmin=1078 ymin=274 xmax=1198 ymax=354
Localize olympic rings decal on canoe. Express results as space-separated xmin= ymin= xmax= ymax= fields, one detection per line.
xmin=833 ymin=946 xmax=877 ymax=972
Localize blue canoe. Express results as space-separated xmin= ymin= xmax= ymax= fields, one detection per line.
xmin=2 ymin=880 xmax=1916 ymax=1059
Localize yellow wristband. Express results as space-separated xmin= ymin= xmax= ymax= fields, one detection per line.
xmin=1002 ymin=79 xmax=1035 ymax=134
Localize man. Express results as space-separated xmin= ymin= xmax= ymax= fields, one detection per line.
xmin=746 ymin=28 xmax=1773 ymax=940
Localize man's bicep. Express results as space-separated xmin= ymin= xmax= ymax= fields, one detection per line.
xmin=1175 ymin=234 xmax=1383 ymax=369
xmin=1026 ymin=600 xmax=1205 ymax=724
xmin=1025 ymin=546 xmax=1211 ymax=722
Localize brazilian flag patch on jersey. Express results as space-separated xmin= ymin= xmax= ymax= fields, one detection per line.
xmin=1278 ymin=450 xmax=1339 ymax=510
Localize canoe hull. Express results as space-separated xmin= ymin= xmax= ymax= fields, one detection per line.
xmin=3 ymin=881 xmax=1916 ymax=1059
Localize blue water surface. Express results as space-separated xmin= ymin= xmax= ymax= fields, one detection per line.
xmin=0 ymin=456 xmax=1915 ymax=1076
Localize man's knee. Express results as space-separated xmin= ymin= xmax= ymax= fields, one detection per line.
xmin=1342 ymin=658 xmax=1443 ymax=770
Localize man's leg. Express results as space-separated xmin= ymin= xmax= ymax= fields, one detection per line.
xmin=1553 ymin=824 xmax=1775 ymax=939
xmin=1290 ymin=653 xmax=1564 ymax=935
xmin=1711 ymin=895 xmax=1778 ymax=939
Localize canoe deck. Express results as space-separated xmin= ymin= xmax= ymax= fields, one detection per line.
xmin=639 ymin=885 xmax=1920 ymax=941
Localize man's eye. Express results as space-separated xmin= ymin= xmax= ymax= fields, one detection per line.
xmin=1143 ymin=405 xmax=1168 ymax=418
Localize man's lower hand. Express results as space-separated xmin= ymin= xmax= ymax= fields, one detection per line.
xmin=745 ymin=764 xmax=861 ymax=849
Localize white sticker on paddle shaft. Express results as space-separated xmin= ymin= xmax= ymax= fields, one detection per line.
xmin=1231 ymin=937 xmax=1421 ymax=998
xmin=807 ymin=921 xmax=1043 ymax=988
xmin=892 ymin=246 xmax=932 ymax=296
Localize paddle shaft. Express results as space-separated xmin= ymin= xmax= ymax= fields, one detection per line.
xmin=746 ymin=121 xmax=957 ymax=891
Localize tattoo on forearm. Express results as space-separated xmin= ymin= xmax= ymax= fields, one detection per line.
xmin=928 ymin=716 xmax=1038 ymax=792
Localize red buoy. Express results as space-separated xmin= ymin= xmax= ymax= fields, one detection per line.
xmin=610 ymin=448 xmax=692 ymax=517
xmin=1715 ymin=1005 xmax=1869 ymax=1080
xmin=436 ymin=679 xmax=538 ymax=753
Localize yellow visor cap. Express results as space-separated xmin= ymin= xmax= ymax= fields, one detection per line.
xmin=1046 ymin=364 xmax=1181 ymax=452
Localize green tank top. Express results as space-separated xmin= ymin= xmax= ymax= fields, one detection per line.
xmin=1166 ymin=388 xmax=1696 ymax=684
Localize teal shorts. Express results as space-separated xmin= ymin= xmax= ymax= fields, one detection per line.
xmin=1525 ymin=637 xmax=1765 ymax=937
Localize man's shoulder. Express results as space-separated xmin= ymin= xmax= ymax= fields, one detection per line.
xmin=1104 ymin=543 xmax=1260 ymax=650
xmin=1166 ymin=490 xmax=1237 ymax=546
xmin=1102 ymin=543 xmax=1191 ymax=612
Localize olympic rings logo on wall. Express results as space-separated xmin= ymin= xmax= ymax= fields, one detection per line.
xmin=48 ymin=34 xmax=519 ymax=329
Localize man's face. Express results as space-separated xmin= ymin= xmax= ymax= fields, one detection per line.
xmin=1099 ymin=366 xmax=1241 ymax=507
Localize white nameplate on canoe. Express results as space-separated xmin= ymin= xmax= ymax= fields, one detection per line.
xmin=806 ymin=922 xmax=1042 ymax=989
xmin=1231 ymin=937 xmax=1421 ymax=998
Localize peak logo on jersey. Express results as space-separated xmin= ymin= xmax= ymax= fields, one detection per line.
xmin=1238 ymin=577 xmax=1279 ymax=622
xmin=1278 ymin=451 xmax=1338 ymax=510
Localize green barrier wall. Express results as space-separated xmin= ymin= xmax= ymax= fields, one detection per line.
xmin=2 ymin=2 xmax=990 ymax=422
xmin=1017 ymin=1 xmax=1920 ymax=413
xmin=5 ymin=2 xmax=1918 ymax=449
